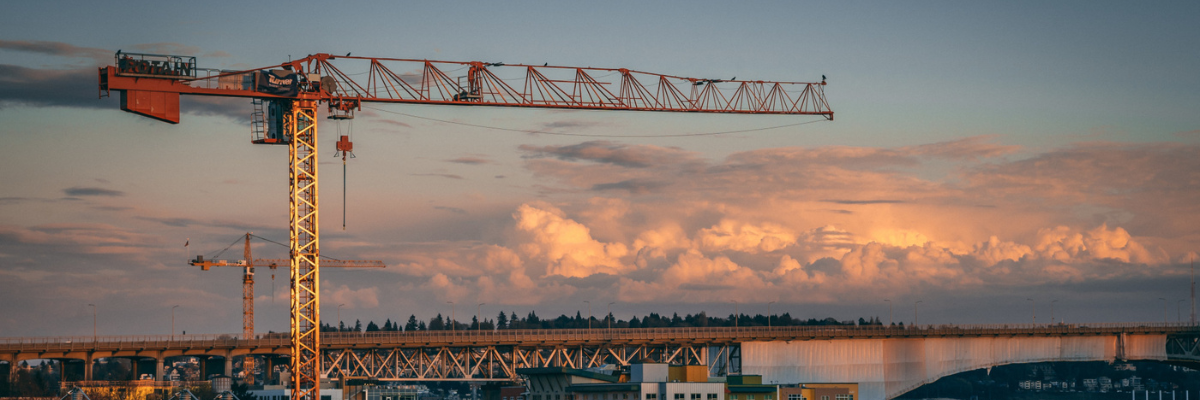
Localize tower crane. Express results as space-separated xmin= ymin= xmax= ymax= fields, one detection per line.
xmin=97 ymin=52 xmax=833 ymax=400
xmin=189 ymin=233 xmax=384 ymax=384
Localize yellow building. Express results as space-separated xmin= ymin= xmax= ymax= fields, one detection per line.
xmin=778 ymin=384 xmax=857 ymax=400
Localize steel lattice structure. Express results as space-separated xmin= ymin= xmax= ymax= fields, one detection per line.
xmin=322 ymin=343 xmax=738 ymax=382
xmin=97 ymin=51 xmax=832 ymax=400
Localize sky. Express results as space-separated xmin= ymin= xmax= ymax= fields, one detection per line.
xmin=1 ymin=1 xmax=1199 ymax=338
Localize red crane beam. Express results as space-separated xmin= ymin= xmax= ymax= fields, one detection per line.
xmin=100 ymin=53 xmax=833 ymax=123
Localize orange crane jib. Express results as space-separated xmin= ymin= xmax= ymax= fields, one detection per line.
xmin=99 ymin=51 xmax=830 ymax=400
xmin=98 ymin=52 xmax=833 ymax=124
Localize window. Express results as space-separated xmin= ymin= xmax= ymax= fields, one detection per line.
xmin=708 ymin=395 xmax=718 ymax=400
xmin=647 ymin=395 xmax=657 ymax=400
xmin=692 ymin=395 xmax=701 ymax=400
xmin=675 ymin=394 xmax=685 ymax=400
xmin=787 ymin=395 xmax=803 ymax=400
xmin=624 ymin=395 xmax=629 ymax=400
xmin=820 ymin=396 xmax=829 ymax=400
xmin=749 ymin=396 xmax=755 ymax=400
xmin=731 ymin=396 xmax=738 ymax=400
xmin=766 ymin=396 xmax=773 ymax=400
xmin=834 ymin=396 xmax=852 ymax=400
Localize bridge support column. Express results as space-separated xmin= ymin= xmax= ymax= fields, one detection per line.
xmin=130 ymin=358 xmax=138 ymax=380
xmin=84 ymin=354 xmax=93 ymax=381
xmin=156 ymin=358 xmax=165 ymax=381
xmin=224 ymin=357 xmax=232 ymax=378
xmin=3 ymin=356 xmax=14 ymax=395
xmin=264 ymin=356 xmax=274 ymax=385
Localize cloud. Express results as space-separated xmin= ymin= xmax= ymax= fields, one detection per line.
xmin=521 ymin=141 xmax=699 ymax=168
xmin=411 ymin=173 xmax=464 ymax=180
xmin=0 ymin=40 xmax=110 ymax=65
xmin=511 ymin=203 xmax=631 ymax=278
xmin=447 ymin=156 xmax=491 ymax=165
xmin=326 ymin=283 xmax=380 ymax=309
xmin=130 ymin=42 xmax=202 ymax=56
xmin=63 ymin=186 xmax=124 ymax=197
xmin=434 ymin=206 xmax=467 ymax=215
xmin=0 ymin=64 xmax=246 ymax=120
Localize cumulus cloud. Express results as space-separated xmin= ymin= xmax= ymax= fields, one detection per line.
xmin=326 ymin=283 xmax=380 ymax=309
xmin=511 ymin=203 xmax=631 ymax=278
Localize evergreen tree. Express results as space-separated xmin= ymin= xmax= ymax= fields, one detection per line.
xmin=418 ymin=321 xmax=427 ymax=330
xmin=354 ymin=319 xmax=363 ymax=332
xmin=366 ymin=321 xmax=380 ymax=332
xmin=497 ymin=311 xmax=508 ymax=329
xmin=406 ymin=315 xmax=420 ymax=331
xmin=430 ymin=314 xmax=445 ymax=330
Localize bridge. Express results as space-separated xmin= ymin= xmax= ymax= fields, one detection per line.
xmin=2 ymin=323 xmax=1198 ymax=400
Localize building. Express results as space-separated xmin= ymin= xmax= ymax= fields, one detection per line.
xmin=518 ymin=363 xmax=725 ymax=400
xmin=779 ymin=384 xmax=857 ymax=400
xmin=725 ymin=375 xmax=777 ymax=400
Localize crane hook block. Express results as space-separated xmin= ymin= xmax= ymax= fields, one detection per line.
xmin=336 ymin=135 xmax=353 ymax=154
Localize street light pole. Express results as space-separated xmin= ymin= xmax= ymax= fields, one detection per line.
xmin=88 ymin=303 xmax=96 ymax=342
xmin=1159 ymin=298 xmax=1167 ymax=323
xmin=885 ymin=299 xmax=893 ymax=326
xmin=584 ymin=301 xmax=592 ymax=329
xmin=1026 ymin=298 xmax=1036 ymax=325
xmin=171 ymin=305 xmax=179 ymax=339
xmin=1050 ymin=300 xmax=1058 ymax=325
xmin=768 ymin=301 xmax=776 ymax=328
xmin=733 ymin=300 xmax=739 ymax=327
xmin=607 ymin=302 xmax=615 ymax=329
xmin=477 ymin=303 xmax=485 ymax=332
xmin=337 ymin=303 xmax=347 ymax=331
xmin=914 ymin=300 xmax=922 ymax=326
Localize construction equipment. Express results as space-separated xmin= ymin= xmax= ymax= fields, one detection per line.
xmin=189 ymin=233 xmax=385 ymax=339
xmin=190 ymin=233 xmax=384 ymax=384
xmin=98 ymin=51 xmax=833 ymax=400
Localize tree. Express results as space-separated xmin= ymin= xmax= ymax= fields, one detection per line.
xmin=406 ymin=315 xmax=420 ymax=331
xmin=354 ymin=319 xmax=363 ymax=332
xmin=366 ymin=321 xmax=380 ymax=332
xmin=429 ymin=314 xmax=445 ymax=330
xmin=496 ymin=311 xmax=508 ymax=329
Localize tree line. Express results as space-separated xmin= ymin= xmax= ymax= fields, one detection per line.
xmin=321 ymin=311 xmax=888 ymax=332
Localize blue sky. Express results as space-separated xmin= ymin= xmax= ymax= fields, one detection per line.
xmin=1 ymin=1 xmax=1198 ymax=337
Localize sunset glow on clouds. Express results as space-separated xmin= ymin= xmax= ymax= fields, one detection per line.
xmin=348 ymin=138 xmax=1198 ymax=311
xmin=2 ymin=1 xmax=1198 ymax=336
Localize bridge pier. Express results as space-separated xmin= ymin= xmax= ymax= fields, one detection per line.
xmin=156 ymin=357 xmax=165 ymax=381
xmin=83 ymin=353 xmax=93 ymax=381
xmin=225 ymin=357 xmax=232 ymax=378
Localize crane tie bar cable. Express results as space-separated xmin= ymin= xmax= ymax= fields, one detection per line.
xmin=364 ymin=106 xmax=829 ymax=138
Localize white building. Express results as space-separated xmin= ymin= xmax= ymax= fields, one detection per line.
xmin=519 ymin=364 xmax=725 ymax=400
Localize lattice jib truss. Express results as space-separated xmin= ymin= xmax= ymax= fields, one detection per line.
xmin=288 ymin=101 xmax=320 ymax=400
xmin=304 ymin=55 xmax=832 ymax=117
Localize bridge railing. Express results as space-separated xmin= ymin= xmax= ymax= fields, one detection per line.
xmin=2 ymin=322 xmax=1196 ymax=351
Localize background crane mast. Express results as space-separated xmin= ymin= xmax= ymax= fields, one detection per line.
xmin=189 ymin=233 xmax=384 ymax=384
xmin=189 ymin=233 xmax=385 ymax=339
xmin=97 ymin=51 xmax=832 ymax=400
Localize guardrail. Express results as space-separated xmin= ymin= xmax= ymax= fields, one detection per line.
xmin=2 ymin=322 xmax=1196 ymax=352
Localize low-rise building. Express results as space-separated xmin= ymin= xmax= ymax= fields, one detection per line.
xmin=779 ymin=384 xmax=857 ymax=400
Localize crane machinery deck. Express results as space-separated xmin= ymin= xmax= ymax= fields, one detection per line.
xmin=97 ymin=51 xmax=833 ymax=400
